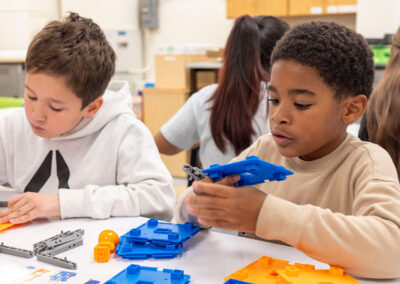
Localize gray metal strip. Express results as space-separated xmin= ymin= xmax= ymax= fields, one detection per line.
xmin=0 ymin=242 xmax=34 ymax=258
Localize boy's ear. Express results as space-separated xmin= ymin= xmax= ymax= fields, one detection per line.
xmin=83 ymin=97 xmax=103 ymax=119
xmin=341 ymin=94 xmax=367 ymax=125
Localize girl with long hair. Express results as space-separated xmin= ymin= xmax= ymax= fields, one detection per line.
xmin=155 ymin=15 xmax=289 ymax=168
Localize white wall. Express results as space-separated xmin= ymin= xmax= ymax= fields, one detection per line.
xmin=145 ymin=0 xmax=234 ymax=80
xmin=0 ymin=0 xmax=59 ymax=50
xmin=357 ymin=0 xmax=400 ymax=38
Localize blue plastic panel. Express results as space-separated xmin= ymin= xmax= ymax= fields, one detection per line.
xmin=121 ymin=219 xmax=200 ymax=245
xmin=224 ymin=279 xmax=255 ymax=284
xmin=104 ymin=264 xmax=190 ymax=284
xmin=202 ymin=155 xmax=293 ymax=186
xmin=116 ymin=240 xmax=183 ymax=259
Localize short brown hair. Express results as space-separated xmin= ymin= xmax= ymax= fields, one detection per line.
xmin=26 ymin=12 xmax=116 ymax=108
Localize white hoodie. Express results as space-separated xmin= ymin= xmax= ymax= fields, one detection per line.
xmin=0 ymin=81 xmax=175 ymax=220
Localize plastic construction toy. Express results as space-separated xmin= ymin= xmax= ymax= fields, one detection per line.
xmin=116 ymin=241 xmax=183 ymax=259
xmin=224 ymin=256 xmax=360 ymax=284
xmin=277 ymin=265 xmax=360 ymax=284
xmin=115 ymin=219 xmax=199 ymax=260
xmin=34 ymin=229 xmax=84 ymax=270
xmin=84 ymin=280 xmax=100 ymax=284
xmin=0 ymin=242 xmax=34 ymax=258
xmin=0 ymin=210 xmax=16 ymax=233
xmin=183 ymin=156 xmax=293 ymax=187
xmin=224 ymin=256 xmax=291 ymax=283
xmin=122 ymin=218 xmax=199 ymax=245
xmin=94 ymin=230 xmax=119 ymax=263
xmin=224 ymin=279 xmax=254 ymax=284
xmin=104 ymin=264 xmax=190 ymax=284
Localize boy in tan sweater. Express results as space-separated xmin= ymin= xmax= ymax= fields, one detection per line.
xmin=176 ymin=22 xmax=400 ymax=279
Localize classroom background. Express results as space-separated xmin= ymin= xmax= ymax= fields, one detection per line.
xmin=0 ymin=0 xmax=398 ymax=180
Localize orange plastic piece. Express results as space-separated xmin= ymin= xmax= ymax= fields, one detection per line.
xmin=94 ymin=230 xmax=119 ymax=263
xmin=0 ymin=210 xmax=15 ymax=233
xmin=225 ymin=256 xmax=360 ymax=284
xmin=278 ymin=265 xmax=360 ymax=283
xmin=224 ymin=256 xmax=291 ymax=283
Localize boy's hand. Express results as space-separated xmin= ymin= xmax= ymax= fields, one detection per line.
xmin=0 ymin=193 xmax=60 ymax=224
xmin=185 ymin=180 xmax=267 ymax=232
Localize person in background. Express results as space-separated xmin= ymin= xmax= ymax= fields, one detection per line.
xmin=177 ymin=22 xmax=400 ymax=278
xmin=154 ymin=15 xmax=289 ymax=169
xmin=0 ymin=13 xmax=175 ymax=224
xmin=358 ymin=27 xmax=400 ymax=177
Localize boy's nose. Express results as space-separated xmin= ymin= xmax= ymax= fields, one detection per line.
xmin=271 ymin=105 xmax=291 ymax=125
xmin=31 ymin=107 xmax=46 ymax=122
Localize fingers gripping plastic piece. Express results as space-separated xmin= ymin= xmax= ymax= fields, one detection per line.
xmin=183 ymin=156 xmax=293 ymax=187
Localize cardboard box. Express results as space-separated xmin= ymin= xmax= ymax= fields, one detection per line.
xmin=226 ymin=0 xmax=288 ymax=18
xmin=155 ymin=54 xmax=217 ymax=90
xmin=289 ymin=0 xmax=324 ymax=16
xmin=142 ymin=87 xmax=189 ymax=177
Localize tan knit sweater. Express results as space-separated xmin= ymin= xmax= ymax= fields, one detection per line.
xmin=176 ymin=134 xmax=400 ymax=278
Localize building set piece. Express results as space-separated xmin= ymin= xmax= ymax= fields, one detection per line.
xmin=115 ymin=219 xmax=199 ymax=260
xmin=183 ymin=155 xmax=294 ymax=187
xmin=94 ymin=230 xmax=120 ymax=263
xmin=33 ymin=229 xmax=84 ymax=270
xmin=224 ymin=256 xmax=360 ymax=284
xmin=0 ymin=210 xmax=15 ymax=233
xmin=104 ymin=264 xmax=190 ymax=284
xmin=0 ymin=242 xmax=34 ymax=258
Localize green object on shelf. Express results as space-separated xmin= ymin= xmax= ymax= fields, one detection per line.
xmin=0 ymin=97 xmax=24 ymax=108
xmin=370 ymin=44 xmax=391 ymax=68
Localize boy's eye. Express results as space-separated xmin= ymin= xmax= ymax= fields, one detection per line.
xmin=50 ymin=105 xmax=63 ymax=112
xmin=267 ymin=98 xmax=279 ymax=105
xmin=27 ymin=95 xmax=37 ymax=101
xmin=294 ymin=103 xmax=312 ymax=109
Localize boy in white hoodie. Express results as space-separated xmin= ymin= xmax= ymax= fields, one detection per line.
xmin=0 ymin=13 xmax=175 ymax=224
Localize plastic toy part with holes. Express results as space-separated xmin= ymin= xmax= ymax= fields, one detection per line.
xmin=183 ymin=155 xmax=294 ymax=187
xmin=94 ymin=230 xmax=119 ymax=263
xmin=224 ymin=256 xmax=360 ymax=284
xmin=0 ymin=210 xmax=15 ymax=233
xmin=104 ymin=264 xmax=190 ymax=284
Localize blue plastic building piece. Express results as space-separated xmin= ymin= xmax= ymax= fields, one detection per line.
xmin=121 ymin=219 xmax=200 ymax=245
xmin=116 ymin=240 xmax=183 ymax=259
xmin=202 ymin=155 xmax=293 ymax=186
xmin=50 ymin=271 xmax=77 ymax=281
xmin=224 ymin=279 xmax=255 ymax=284
xmin=104 ymin=264 xmax=190 ymax=284
xmin=83 ymin=280 xmax=100 ymax=284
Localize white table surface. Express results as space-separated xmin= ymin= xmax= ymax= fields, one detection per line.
xmin=0 ymin=213 xmax=398 ymax=284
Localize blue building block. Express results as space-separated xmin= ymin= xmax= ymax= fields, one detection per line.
xmin=83 ymin=280 xmax=100 ymax=284
xmin=121 ymin=219 xmax=200 ymax=245
xmin=116 ymin=240 xmax=183 ymax=259
xmin=104 ymin=264 xmax=190 ymax=284
xmin=224 ymin=279 xmax=255 ymax=284
xmin=202 ymin=155 xmax=293 ymax=186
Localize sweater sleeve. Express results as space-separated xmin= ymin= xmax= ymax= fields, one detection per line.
xmin=59 ymin=121 xmax=176 ymax=221
xmin=256 ymin=178 xmax=400 ymax=278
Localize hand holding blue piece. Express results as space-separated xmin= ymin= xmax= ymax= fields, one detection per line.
xmin=183 ymin=156 xmax=293 ymax=187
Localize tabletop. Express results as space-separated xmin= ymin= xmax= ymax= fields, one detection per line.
xmin=0 ymin=214 xmax=397 ymax=284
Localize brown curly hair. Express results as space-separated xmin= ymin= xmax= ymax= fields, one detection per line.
xmin=26 ymin=12 xmax=116 ymax=108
